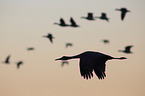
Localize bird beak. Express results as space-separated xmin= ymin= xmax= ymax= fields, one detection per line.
xmin=55 ymin=58 xmax=61 ymax=61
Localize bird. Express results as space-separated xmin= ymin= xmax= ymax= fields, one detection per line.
xmin=54 ymin=18 xmax=69 ymax=27
xmin=81 ymin=13 xmax=95 ymax=20
xmin=96 ymin=13 xmax=109 ymax=22
xmin=118 ymin=45 xmax=133 ymax=53
xmin=102 ymin=39 xmax=109 ymax=44
xmin=16 ymin=61 xmax=23 ymax=69
xmin=27 ymin=47 xmax=34 ymax=51
xmin=43 ymin=33 xmax=54 ymax=43
xmin=66 ymin=43 xmax=73 ymax=48
xmin=116 ymin=8 xmax=130 ymax=21
xmin=69 ymin=17 xmax=80 ymax=27
xmin=55 ymin=51 xmax=127 ymax=80
xmin=4 ymin=55 xmax=11 ymax=64
xmin=61 ymin=60 xmax=69 ymax=67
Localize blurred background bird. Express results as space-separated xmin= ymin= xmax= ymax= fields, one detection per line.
xmin=66 ymin=43 xmax=73 ymax=48
xmin=3 ymin=55 xmax=11 ymax=64
xmin=116 ymin=7 xmax=130 ymax=21
xmin=54 ymin=18 xmax=69 ymax=27
xmin=81 ymin=13 xmax=95 ymax=20
xmin=102 ymin=39 xmax=110 ymax=44
xmin=27 ymin=47 xmax=35 ymax=51
xmin=118 ymin=45 xmax=133 ymax=53
xmin=96 ymin=13 xmax=109 ymax=22
xmin=43 ymin=33 xmax=54 ymax=43
xmin=16 ymin=61 xmax=23 ymax=69
xmin=61 ymin=60 xmax=69 ymax=67
xmin=69 ymin=17 xmax=80 ymax=27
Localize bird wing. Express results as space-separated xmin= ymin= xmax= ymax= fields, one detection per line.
xmin=70 ymin=18 xmax=77 ymax=25
xmin=60 ymin=18 xmax=66 ymax=25
xmin=125 ymin=46 xmax=132 ymax=52
xmin=5 ymin=55 xmax=10 ymax=63
xmin=121 ymin=11 xmax=126 ymax=20
xmin=48 ymin=34 xmax=53 ymax=43
xmin=93 ymin=57 xmax=107 ymax=79
xmin=79 ymin=57 xmax=94 ymax=79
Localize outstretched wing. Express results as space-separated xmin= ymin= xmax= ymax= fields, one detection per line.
xmin=93 ymin=57 xmax=107 ymax=80
xmin=79 ymin=57 xmax=94 ymax=80
xmin=70 ymin=17 xmax=77 ymax=25
xmin=125 ymin=46 xmax=133 ymax=52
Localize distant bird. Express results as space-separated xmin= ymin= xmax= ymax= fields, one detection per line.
xmin=4 ymin=55 xmax=11 ymax=64
xmin=61 ymin=60 xmax=69 ymax=67
xmin=55 ymin=51 xmax=127 ymax=80
xmin=69 ymin=17 xmax=80 ymax=27
xmin=54 ymin=18 xmax=69 ymax=27
xmin=116 ymin=8 xmax=130 ymax=21
xmin=96 ymin=13 xmax=109 ymax=22
xmin=81 ymin=13 xmax=95 ymax=20
xmin=66 ymin=43 xmax=73 ymax=48
xmin=102 ymin=39 xmax=109 ymax=44
xmin=27 ymin=47 xmax=34 ymax=51
xmin=119 ymin=45 xmax=133 ymax=53
xmin=16 ymin=61 xmax=23 ymax=69
xmin=43 ymin=33 xmax=54 ymax=43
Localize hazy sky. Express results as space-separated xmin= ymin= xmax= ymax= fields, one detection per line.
xmin=0 ymin=0 xmax=145 ymax=96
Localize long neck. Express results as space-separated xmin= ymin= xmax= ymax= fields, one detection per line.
xmin=66 ymin=55 xmax=80 ymax=60
xmin=111 ymin=57 xmax=127 ymax=60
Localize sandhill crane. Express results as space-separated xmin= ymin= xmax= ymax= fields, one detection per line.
xmin=27 ymin=47 xmax=34 ymax=51
xmin=55 ymin=51 xmax=127 ymax=80
xmin=69 ymin=17 xmax=80 ymax=27
xmin=4 ymin=55 xmax=11 ymax=64
xmin=61 ymin=60 xmax=69 ymax=67
xmin=66 ymin=43 xmax=73 ymax=48
xmin=16 ymin=61 xmax=23 ymax=69
xmin=43 ymin=33 xmax=54 ymax=43
xmin=116 ymin=8 xmax=130 ymax=21
xmin=96 ymin=13 xmax=109 ymax=22
xmin=102 ymin=39 xmax=109 ymax=44
xmin=54 ymin=18 xmax=69 ymax=27
xmin=81 ymin=13 xmax=95 ymax=20
xmin=119 ymin=45 xmax=133 ymax=53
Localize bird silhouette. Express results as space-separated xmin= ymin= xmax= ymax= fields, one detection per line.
xmin=118 ymin=45 xmax=133 ymax=53
xmin=27 ymin=47 xmax=34 ymax=51
xmin=81 ymin=13 xmax=95 ymax=20
xmin=102 ymin=39 xmax=109 ymax=44
xmin=61 ymin=60 xmax=69 ymax=67
xmin=66 ymin=43 xmax=73 ymax=48
xmin=55 ymin=51 xmax=127 ymax=80
xmin=96 ymin=13 xmax=109 ymax=22
xmin=116 ymin=8 xmax=130 ymax=21
xmin=16 ymin=61 xmax=23 ymax=69
xmin=69 ymin=17 xmax=80 ymax=27
xmin=4 ymin=55 xmax=11 ymax=64
xmin=54 ymin=18 xmax=69 ymax=27
xmin=43 ymin=33 xmax=54 ymax=43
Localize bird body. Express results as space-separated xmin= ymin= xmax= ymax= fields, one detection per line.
xmin=81 ymin=13 xmax=95 ymax=20
xmin=43 ymin=33 xmax=54 ymax=43
xmin=119 ymin=45 xmax=133 ymax=53
xmin=70 ymin=17 xmax=79 ymax=27
xmin=16 ymin=61 xmax=23 ymax=69
xmin=54 ymin=18 xmax=69 ymax=27
xmin=116 ymin=8 xmax=130 ymax=20
xmin=56 ymin=51 xmax=127 ymax=80
xmin=96 ymin=13 xmax=109 ymax=22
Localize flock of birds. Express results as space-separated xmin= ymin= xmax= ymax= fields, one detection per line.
xmin=2 ymin=7 xmax=133 ymax=80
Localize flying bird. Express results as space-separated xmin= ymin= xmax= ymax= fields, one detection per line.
xmin=118 ymin=45 xmax=133 ymax=53
xmin=54 ymin=18 xmax=69 ymax=27
xmin=55 ymin=51 xmax=127 ymax=80
xmin=43 ymin=33 xmax=54 ymax=43
xmin=102 ymin=39 xmax=109 ymax=44
xmin=81 ymin=13 xmax=95 ymax=20
xmin=4 ymin=55 xmax=11 ymax=64
xmin=16 ymin=61 xmax=23 ymax=69
xmin=66 ymin=43 xmax=73 ymax=48
xmin=27 ymin=47 xmax=34 ymax=51
xmin=61 ymin=60 xmax=69 ymax=67
xmin=69 ymin=17 xmax=80 ymax=27
xmin=96 ymin=13 xmax=109 ymax=22
xmin=116 ymin=8 xmax=130 ymax=21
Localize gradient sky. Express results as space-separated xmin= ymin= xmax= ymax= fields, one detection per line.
xmin=0 ymin=0 xmax=145 ymax=96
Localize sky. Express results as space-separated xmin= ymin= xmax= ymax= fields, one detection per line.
xmin=0 ymin=0 xmax=145 ymax=96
